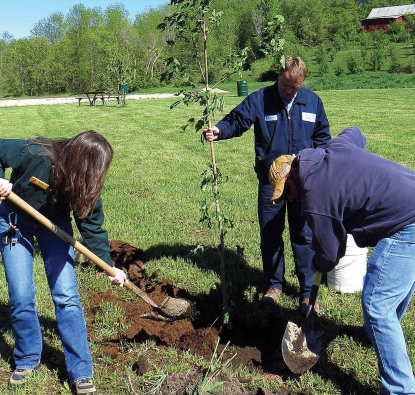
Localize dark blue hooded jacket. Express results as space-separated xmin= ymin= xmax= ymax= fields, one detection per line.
xmin=216 ymin=83 xmax=330 ymax=181
xmin=297 ymin=127 xmax=415 ymax=273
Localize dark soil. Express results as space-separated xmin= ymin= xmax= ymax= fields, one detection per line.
xmin=81 ymin=240 xmax=312 ymax=394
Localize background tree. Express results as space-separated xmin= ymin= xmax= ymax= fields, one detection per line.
xmin=0 ymin=0 xmax=414 ymax=97
xmin=30 ymin=12 xmax=67 ymax=44
xmin=134 ymin=8 xmax=171 ymax=87
xmin=281 ymin=0 xmax=327 ymax=46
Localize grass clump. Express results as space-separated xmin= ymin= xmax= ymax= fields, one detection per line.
xmin=93 ymin=302 xmax=130 ymax=342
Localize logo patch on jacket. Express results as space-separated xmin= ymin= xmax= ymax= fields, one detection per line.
xmin=265 ymin=115 xmax=278 ymax=122
xmin=302 ymin=112 xmax=316 ymax=123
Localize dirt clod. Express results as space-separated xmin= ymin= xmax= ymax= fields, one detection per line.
xmin=132 ymin=355 xmax=151 ymax=375
xmin=109 ymin=239 xmax=146 ymax=288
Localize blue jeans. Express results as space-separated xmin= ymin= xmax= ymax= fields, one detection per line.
xmin=0 ymin=203 xmax=93 ymax=384
xmin=362 ymin=222 xmax=415 ymax=395
xmin=258 ymin=182 xmax=315 ymax=297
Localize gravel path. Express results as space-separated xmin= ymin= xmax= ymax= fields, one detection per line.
xmin=0 ymin=93 xmax=178 ymax=107
xmin=0 ymin=89 xmax=228 ymax=107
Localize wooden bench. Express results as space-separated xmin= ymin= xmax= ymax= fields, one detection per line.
xmin=76 ymin=94 xmax=121 ymax=106
xmin=76 ymin=97 xmax=86 ymax=106
xmin=103 ymin=95 xmax=121 ymax=106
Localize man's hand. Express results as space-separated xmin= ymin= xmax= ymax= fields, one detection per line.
xmin=107 ymin=267 xmax=127 ymax=287
xmin=0 ymin=179 xmax=12 ymax=200
xmin=203 ymin=126 xmax=220 ymax=142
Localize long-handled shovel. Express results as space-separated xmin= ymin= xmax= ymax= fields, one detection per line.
xmin=282 ymin=271 xmax=324 ymax=374
xmin=7 ymin=191 xmax=192 ymax=321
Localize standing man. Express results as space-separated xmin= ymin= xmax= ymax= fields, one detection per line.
xmin=204 ymin=56 xmax=330 ymax=312
xmin=270 ymin=126 xmax=415 ymax=394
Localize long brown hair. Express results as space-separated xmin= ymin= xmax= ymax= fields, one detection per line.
xmin=37 ymin=131 xmax=113 ymax=219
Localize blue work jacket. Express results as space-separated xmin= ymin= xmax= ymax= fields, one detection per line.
xmin=216 ymin=83 xmax=331 ymax=181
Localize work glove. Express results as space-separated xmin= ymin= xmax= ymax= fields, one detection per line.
xmin=268 ymin=154 xmax=296 ymax=203
xmin=0 ymin=178 xmax=12 ymax=200
xmin=108 ymin=267 xmax=126 ymax=287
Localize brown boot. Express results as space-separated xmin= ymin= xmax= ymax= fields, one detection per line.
xmin=261 ymin=288 xmax=282 ymax=303
xmin=299 ymin=297 xmax=319 ymax=316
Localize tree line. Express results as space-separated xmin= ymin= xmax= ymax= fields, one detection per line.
xmin=0 ymin=0 xmax=413 ymax=97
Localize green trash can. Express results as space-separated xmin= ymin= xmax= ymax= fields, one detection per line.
xmin=118 ymin=83 xmax=129 ymax=95
xmin=237 ymin=80 xmax=248 ymax=97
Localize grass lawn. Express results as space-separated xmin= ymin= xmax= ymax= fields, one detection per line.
xmin=0 ymin=87 xmax=414 ymax=394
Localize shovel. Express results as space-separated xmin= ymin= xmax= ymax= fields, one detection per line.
xmin=6 ymin=191 xmax=192 ymax=322
xmin=282 ymin=271 xmax=324 ymax=374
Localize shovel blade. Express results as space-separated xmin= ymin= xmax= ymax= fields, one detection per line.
xmin=141 ymin=296 xmax=193 ymax=321
xmin=159 ymin=296 xmax=192 ymax=317
xmin=282 ymin=321 xmax=324 ymax=374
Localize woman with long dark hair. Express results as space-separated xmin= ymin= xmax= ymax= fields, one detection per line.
xmin=0 ymin=131 xmax=125 ymax=395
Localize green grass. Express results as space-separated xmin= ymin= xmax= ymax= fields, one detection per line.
xmin=0 ymin=88 xmax=414 ymax=393
xmin=93 ymin=302 xmax=130 ymax=342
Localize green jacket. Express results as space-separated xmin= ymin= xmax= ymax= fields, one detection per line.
xmin=0 ymin=138 xmax=113 ymax=266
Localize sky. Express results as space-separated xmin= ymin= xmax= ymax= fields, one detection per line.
xmin=0 ymin=0 xmax=168 ymax=40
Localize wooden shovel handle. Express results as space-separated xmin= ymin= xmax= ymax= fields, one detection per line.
xmin=6 ymin=191 xmax=159 ymax=309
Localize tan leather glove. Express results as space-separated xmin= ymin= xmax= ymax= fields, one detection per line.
xmin=268 ymin=154 xmax=296 ymax=204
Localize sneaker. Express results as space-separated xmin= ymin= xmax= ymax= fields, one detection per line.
xmin=261 ymin=288 xmax=282 ymax=303
xmin=9 ymin=365 xmax=38 ymax=385
xmin=75 ymin=378 xmax=96 ymax=395
xmin=299 ymin=297 xmax=319 ymax=316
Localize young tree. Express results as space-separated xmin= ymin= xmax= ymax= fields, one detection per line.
xmin=106 ymin=49 xmax=130 ymax=106
xmin=158 ymin=0 xmax=284 ymax=318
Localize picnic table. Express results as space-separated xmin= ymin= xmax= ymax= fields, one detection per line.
xmin=77 ymin=90 xmax=120 ymax=106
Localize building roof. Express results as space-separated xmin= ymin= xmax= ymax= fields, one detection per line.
xmin=366 ymin=4 xmax=415 ymax=19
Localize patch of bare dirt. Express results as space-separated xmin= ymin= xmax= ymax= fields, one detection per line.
xmin=81 ymin=240 xmax=301 ymax=394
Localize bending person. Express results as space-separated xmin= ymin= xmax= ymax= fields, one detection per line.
xmin=0 ymin=131 xmax=126 ymax=395
xmin=269 ymin=126 xmax=415 ymax=394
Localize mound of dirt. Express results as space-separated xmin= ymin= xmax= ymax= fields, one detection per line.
xmin=81 ymin=240 xmax=305 ymax=394
xmin=109 ymin=239 xmax=146 ymax=287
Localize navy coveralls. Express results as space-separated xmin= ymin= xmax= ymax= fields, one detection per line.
xmin=216 ymin=82 xmax=330 ymax=297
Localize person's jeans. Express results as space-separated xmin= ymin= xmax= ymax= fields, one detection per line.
xmin=258 ymin=182 xmax=315 ymax=297
xmin=0 ymin=203 xmax=93 ymax=384
xmin=362 ymin=222 xmax=415 ymax=395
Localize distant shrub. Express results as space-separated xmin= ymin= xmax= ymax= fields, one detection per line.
xmin=334 ymin=64 xmax=345 ymax=76
xmin=403 ymin=63 xmax=414 ymax=73
xmin=314 ymin=45 xmax=327 ymax=64
xmin=347 ymin=52 xmax=364 ymax=74
xmin=258 ymin=69 xmax=278 ymax=82
xmin=388 ymin=46 xmax=401 ymax=73
xmin=369 ymin=48 xmax=386 ymax=71
xmin=318 ymin=58 xmax=329 ymax=77
xmin=389 ymin=21 xmax=409 ymax=43
xmin=306 ymin=72 xmax=415 ymax=91
xmin=388 ymin=62 xmax=402 ymax=73
xmin=327 ymin=46 xmax=338 ymax=62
